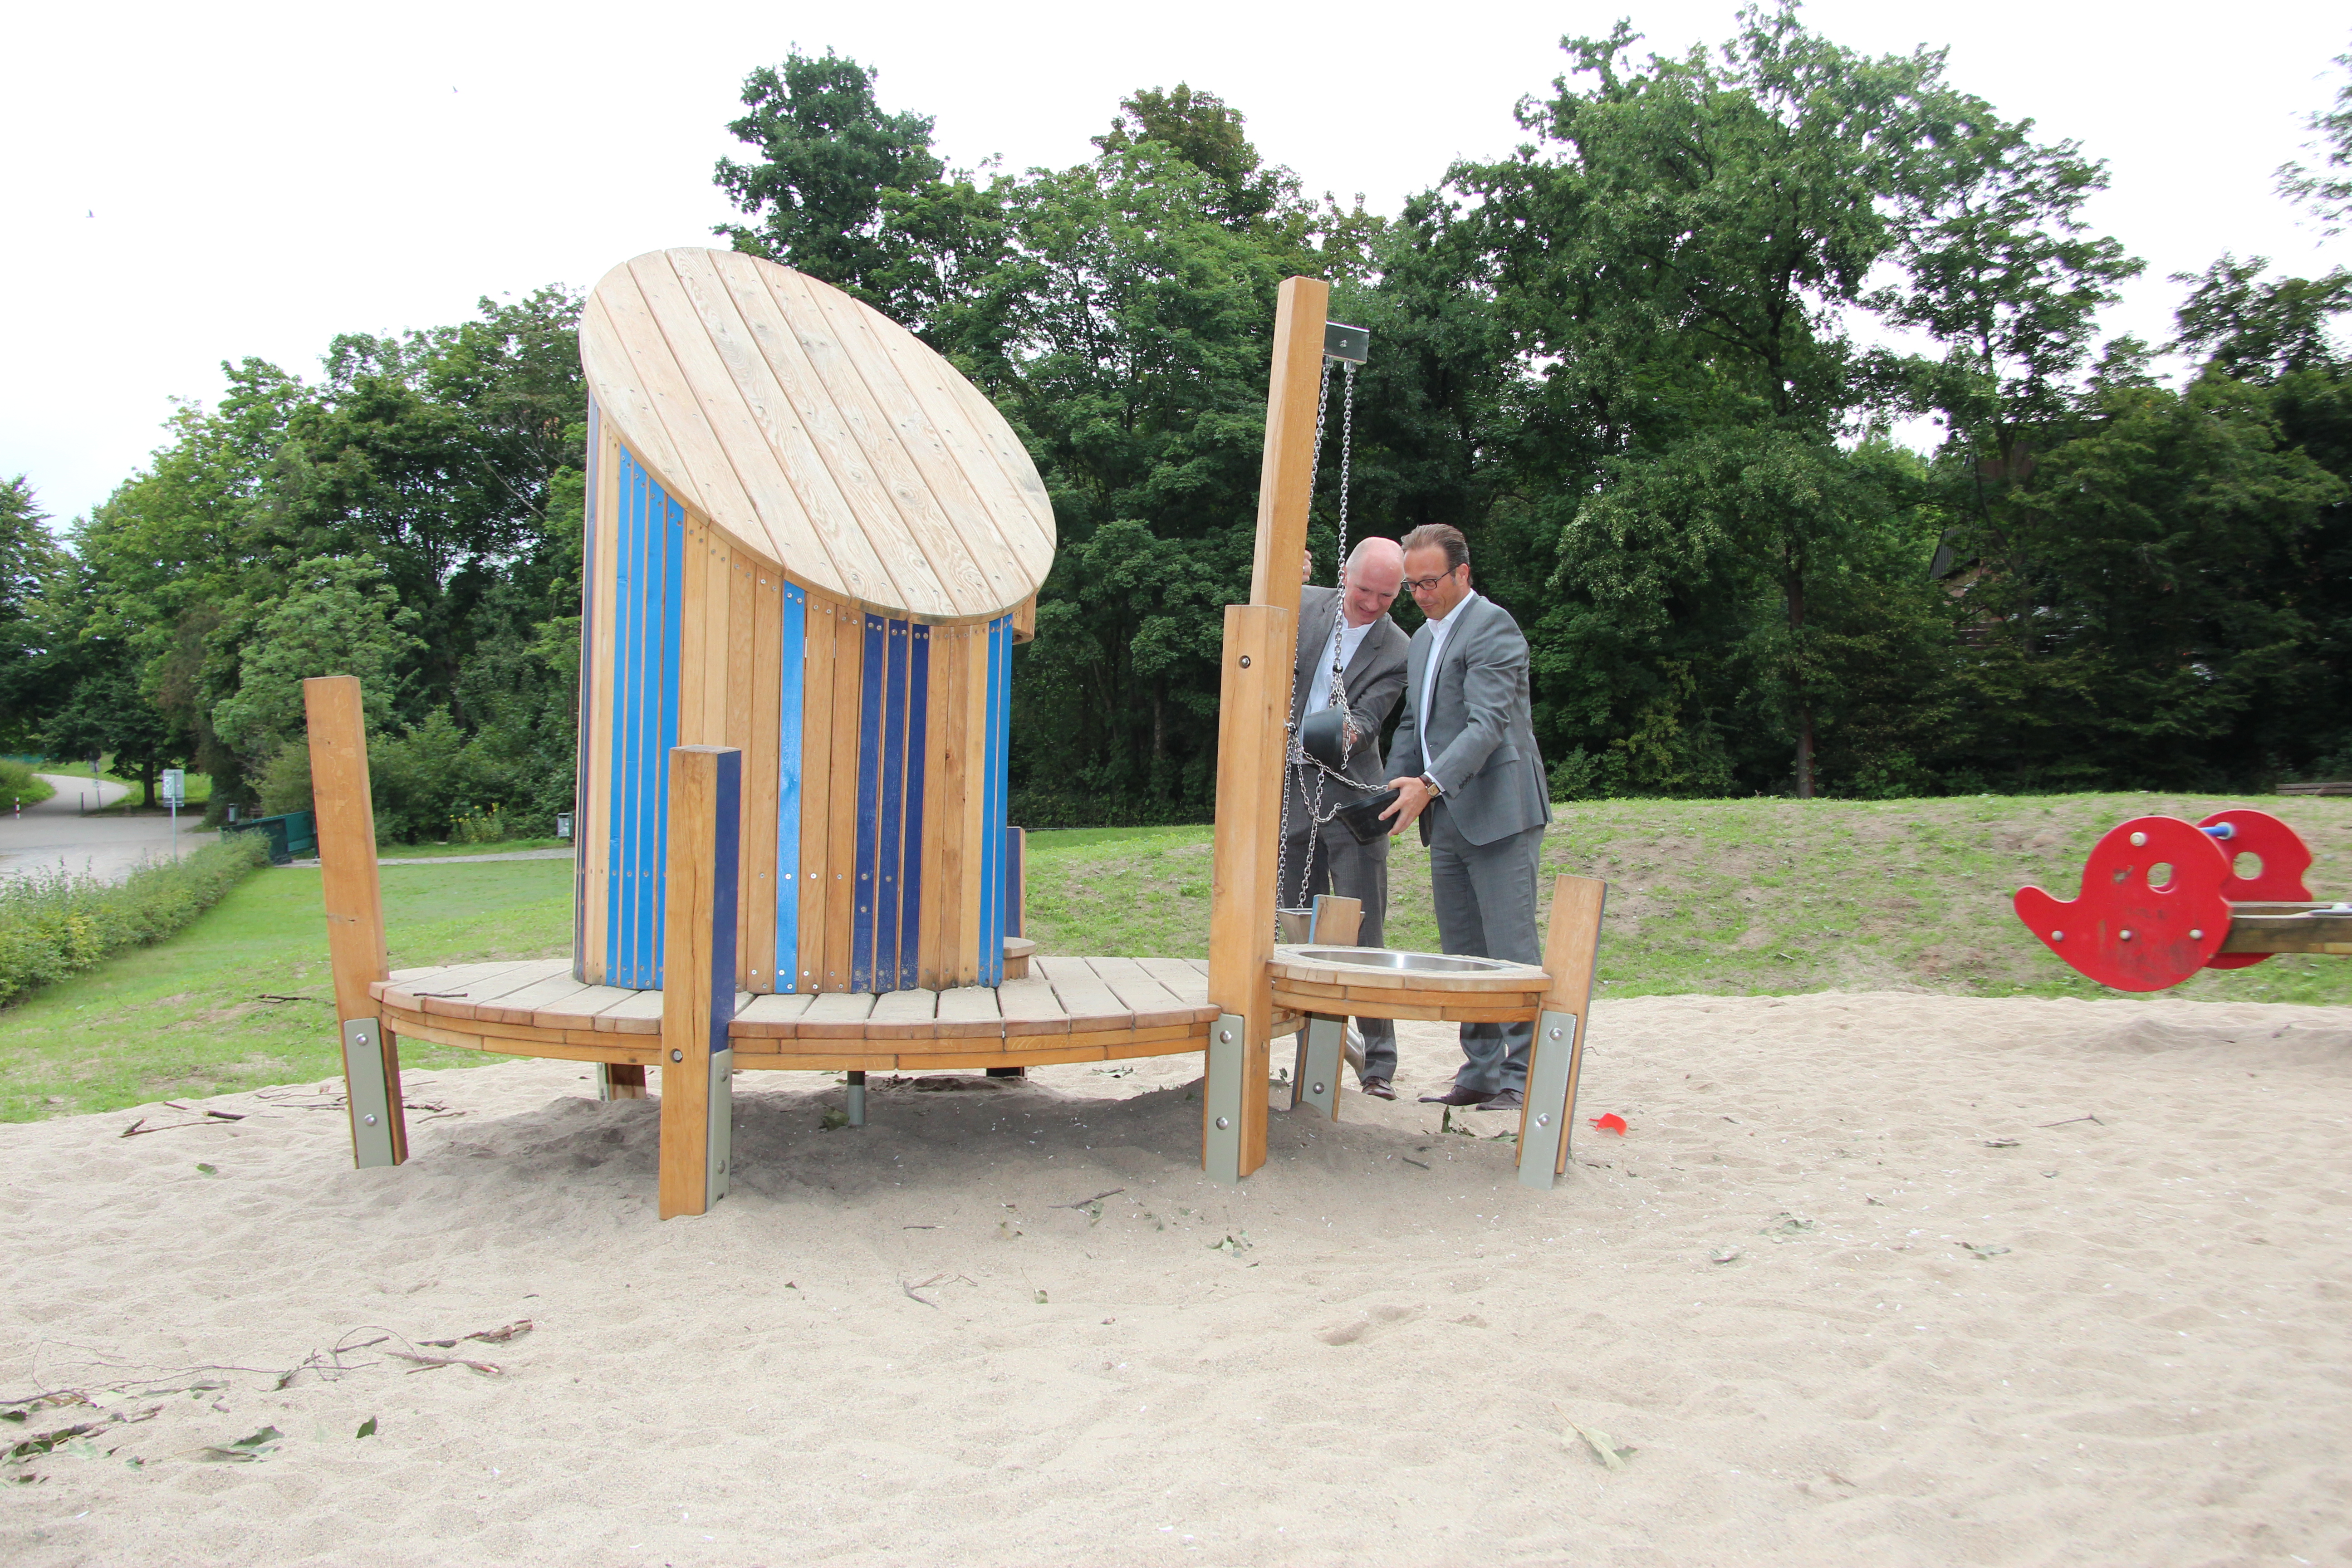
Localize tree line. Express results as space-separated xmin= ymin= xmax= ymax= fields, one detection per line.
xmin=3 ymin=5 xmax=2348 ymax=834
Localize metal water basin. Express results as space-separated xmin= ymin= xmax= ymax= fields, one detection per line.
xmin=1289 ymin=947 xmax=1514 ymax=974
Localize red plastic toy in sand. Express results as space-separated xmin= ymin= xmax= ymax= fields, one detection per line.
xmin=1589 ymin=1113 xmax=1628 ymax=1135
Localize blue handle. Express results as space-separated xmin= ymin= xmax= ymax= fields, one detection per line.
xmin=2200 ymin=822 xmax=2236 ymax=840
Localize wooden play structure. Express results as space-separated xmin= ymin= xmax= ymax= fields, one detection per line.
xmin=311 ymin=250 xmax=1607 ymax=1217
xmin=2015 ymin=807 xmax=2351 ymax=990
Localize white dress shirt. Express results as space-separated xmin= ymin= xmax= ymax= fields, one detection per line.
xmin=1306 ymin=614 xmax=1374 ymax=715
xmin=1417 ymin=592 xmax=1480 ymax=789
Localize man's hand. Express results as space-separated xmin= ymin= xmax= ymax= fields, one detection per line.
xmin=1301 ymin=547 xmax=1313 ymax=584
xmin=1382 ymin=774 xmax=1433 ymax=834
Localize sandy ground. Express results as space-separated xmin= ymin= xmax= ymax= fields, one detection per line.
xmin=0 ymin=775 xmax=215 ymax=883
xmin=4 ymin=990 xmax=2348 ymax=1567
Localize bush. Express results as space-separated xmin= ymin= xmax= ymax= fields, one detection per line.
xmin=0 ymin=760 xmax=54 ymax=812
xmin=0 ymin=835 xmax=269 ymax=1007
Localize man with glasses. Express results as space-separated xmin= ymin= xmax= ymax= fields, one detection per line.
xmin=1283 ymin=536 xmax=1411 ymax=1097
xmin=1380 ymin=523 xmax=1552 ymax=1111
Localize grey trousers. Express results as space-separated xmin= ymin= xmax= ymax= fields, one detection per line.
xmin=1282 ymin=821 xmax=1398 ymax=1084
xmin=1426 ymin=804 xmax=1544 ymax=1095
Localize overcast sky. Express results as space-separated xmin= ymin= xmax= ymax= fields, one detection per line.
xmin=7 ymin=0 xmax=2347 ymax=530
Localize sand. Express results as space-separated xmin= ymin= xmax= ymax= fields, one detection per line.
xmin=4 ymin=990 xmax=2348 ymax=1566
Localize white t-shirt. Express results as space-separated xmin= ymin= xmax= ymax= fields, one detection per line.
xmin=1306 ymin=614 xmax=1375 ymax=715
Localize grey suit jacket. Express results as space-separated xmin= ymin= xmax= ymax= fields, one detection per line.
xmin=1386 ymin=593 xmax=1552 ymax=847
xmin=1285 ymin=585 xmax=1411 ymax=827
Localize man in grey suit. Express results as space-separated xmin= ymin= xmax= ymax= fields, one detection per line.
xmin=1284 ymin=536 xmax=1411 ymax=1097
xmin=1381 ymin=523 xmax=1553 ymax=1111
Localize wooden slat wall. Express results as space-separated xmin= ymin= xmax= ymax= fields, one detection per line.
xmin=578 ymin=442 xmax=1019 ymax=997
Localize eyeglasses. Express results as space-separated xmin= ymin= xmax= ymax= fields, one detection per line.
xmin=1403 ymin=569 xmax=1463 ymax=595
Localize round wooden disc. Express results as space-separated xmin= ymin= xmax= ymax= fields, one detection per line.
xmin=581 ymin=248 xmax=1055 ymax=623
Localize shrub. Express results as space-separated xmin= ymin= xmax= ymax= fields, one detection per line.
xmin=0 ymin=760 xmax=53 ymax=812
xmin=0 ymin=835 xmax=269 ymax=1007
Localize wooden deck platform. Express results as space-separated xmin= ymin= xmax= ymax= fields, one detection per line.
xmin=372 ymin=957 xmax=1297 ymax=1073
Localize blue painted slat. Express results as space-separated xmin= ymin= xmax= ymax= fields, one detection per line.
xmin=623 ymin=452 xmax=652 ymax=985
xmin=606 ymin=450 xmax=638 ymax=984
xmin=774 ymin=584 xmax=806 ymax=993
xmin=980 ymin=616 xmax=1008 ymax=984
xmin=653 ymin=493 xmax=682 ymax=987
xmin=707 ymin=749 xmax=742 ymax=1049
xmin=899 ymin=623 xmax=931 ymax=991
xmin=875 ymin=618 xmax=910 ymax=992
xmin=1004 ymin=824 xmax=1023 ymax=940
xmin=575 ymin=398 xmax=598 ymax=970
xmin=851 ymin=613 xmax=887 ymax=991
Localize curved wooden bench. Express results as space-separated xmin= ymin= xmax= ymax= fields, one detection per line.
xmin=372 ymin=956 xmax=1298 ymax=1075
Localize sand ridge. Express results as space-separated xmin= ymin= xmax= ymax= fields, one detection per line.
xmin=3 ymin=991 xmax=2347 ymax=1565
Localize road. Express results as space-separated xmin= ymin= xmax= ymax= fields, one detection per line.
xmin=0 ymin=774 xmax=219 ymax=883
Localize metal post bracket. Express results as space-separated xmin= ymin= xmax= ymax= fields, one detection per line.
xmin=1518 ymin=1009 xmax=1581 ymax=1190
xmin=341 ymin=1015 xmax=399 ymax=1169
xmin=1205 ymin=1013 xmax=1246 ymax=1184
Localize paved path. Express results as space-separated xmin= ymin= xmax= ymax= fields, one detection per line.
xmin=0 ymin=774 xmax=217 ymax=884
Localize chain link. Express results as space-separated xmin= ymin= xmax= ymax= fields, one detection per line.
xmin=1279 ymin=359 xmax=1368 ymax=916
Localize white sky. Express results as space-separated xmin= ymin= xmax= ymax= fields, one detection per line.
xmin=6 ymin=0 xmax=2347 ymax=529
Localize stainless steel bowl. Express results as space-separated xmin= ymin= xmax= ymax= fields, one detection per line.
xmin=1289 ymin=948 xmax=1515 ymax=974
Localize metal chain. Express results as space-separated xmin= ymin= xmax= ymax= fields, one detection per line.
xmin=1276 ymin=357 xmax=1338 ymax=921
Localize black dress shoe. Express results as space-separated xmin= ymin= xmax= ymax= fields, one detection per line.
xmin=1418 ymin=1085 xmax=1495 ymax=1107
xmin=1474 ymin=1088 xmax=1524 ymax=1112
xmin=1361 ymin=1077 xmax=1396 ymax=1101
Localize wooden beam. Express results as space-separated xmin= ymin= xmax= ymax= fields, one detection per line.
xmin=1204 ymin=604 xmax=1290 ymax=1179
xmin=1521 ymin=874 xmax=1607 ymax=1184
xmin=1247 ymin=275 xmax=1331 ymax=615
xmin=659 ymin=745 xmax=743 ymax=1218
xmin=303 ymin=675 xmax=405 ymax=1167
xmin=1203 ymin=274 xmax=1333 ymax=1181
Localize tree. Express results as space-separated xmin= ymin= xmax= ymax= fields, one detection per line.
xmin=1949 ymin=376 xmax=2347 ymax=787
xmin=209 ymin=554 xmax=422 ymax=765
xmin=715 ymin=51 xmax=950 ymax=309
xmin=1456 ymin=6 xmax=1971 ymax=794
xmin=43 ymin=664 xmax=177 ymax=805
xmin=2173 ymin=256 xmax=2352 ymax=382
xmin=1093 ymin=85 xmax=1292 ymax=232
xmin=0 ymin=477 xmax=67 ymax=750
xmin=2276 ymin=42 xmax=2352 ymax=233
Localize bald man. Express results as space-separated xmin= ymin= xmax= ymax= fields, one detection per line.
xmin=1283 ymin=536 xmax=1411 ymax=1097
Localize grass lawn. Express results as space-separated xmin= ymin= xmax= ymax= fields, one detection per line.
xmin=0 ymin=860 xmax=572 ymax=1121
xmin=7 ymin=792 xmax=2352 ymax=1121
xmin=1024 ymin=792 xmax=2352 ymax=1007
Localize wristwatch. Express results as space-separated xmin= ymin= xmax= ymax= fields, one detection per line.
xmin=1420 ymin=773 xmax=1443 ymax=796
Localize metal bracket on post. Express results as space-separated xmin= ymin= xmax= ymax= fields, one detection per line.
xmin=1518 ymin=1009 xmax=1581 ymax=1190
xmin=1293 ymin=1014 xmax=1344 ymax=1120
xmin=1205 ymin=1013 xmax=1246 ymax=1183
xmin=341 ymin=1016 xmax=398 ymax=1168
xmin=707 ymin=1049 xmax=733 ymax=1206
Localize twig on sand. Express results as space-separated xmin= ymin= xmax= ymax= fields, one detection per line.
xmin=419 ymin=1320 xmax=532 ymax=1349
xmin=2037 ymin=1113 xmax=2103 ymax=1128
xmin=386 ymin=1349 xmax=504 ymax=1376
xmin=1050 ymin=1189 xmax=1124 ymax=1210
xmin=902 ymin=1275 xmax=946 ymax=1308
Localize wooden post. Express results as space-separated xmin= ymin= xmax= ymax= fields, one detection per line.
xmin=303 ymin=676 xmax=405 ymax=1168
xmin=1518 ymin=875 xmax=1607 ymax=1188
xmin=1205 ymin=605 xmax=1289 ymax=1180
xmin=1205 ymin=274 xmax=1332 ymax=1181
xmin=1248 ymin=275 xmax=1331 ymax=612
xmin=659 ymin=745 xmax=742 ymax=1219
